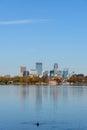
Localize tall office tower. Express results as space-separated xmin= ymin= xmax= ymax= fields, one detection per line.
xmin=50 ymin=70 xmax=54 ymax=77
xmin=36 ymin=62 xmax=43 ymax=76
xmin=54 ymin=63 xmax=58 ymax=75
xmin=63 ymin=68 xmax=69 ymax=78
xmin=20 ymin=66 xmax=26 ymax=76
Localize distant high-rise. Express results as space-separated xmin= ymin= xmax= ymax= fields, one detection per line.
xmin=50 ymin=70 xmax=54 ymax=77
xmin=58 ymin=70 xmax=63 ymax=77
xmin=20 ymin=66 xmax=26 ymax=76
xmin=63 ymin=68 xmax=68 ymax=78
xmin=23 ymin=71 xmax=29 ymax=77
xmin=36 ymin=62 xmax=43 ymax=76
xmin=54 ymin=63 xmax=58 ymax=75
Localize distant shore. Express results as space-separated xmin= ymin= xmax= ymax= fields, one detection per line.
xmin=0 ymin=74 xmax=87 ymax=86
xmin=0 ymin=82 xmax=87 ymax=86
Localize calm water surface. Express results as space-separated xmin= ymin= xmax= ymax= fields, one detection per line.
xmin=0 ymin=85 xmax=87 ymax=130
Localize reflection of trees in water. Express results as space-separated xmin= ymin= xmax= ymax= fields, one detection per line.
xmin=62 ymin=86 xmax=84 ymax=99
xmin=53 ymin=87 xmax=59 ymax=103
xmin=35 ymin=86 xmax=59 ymax=110
xmin=44 ymin=87 xmax=49 ymax=97
xmin=49 ymin=86 xmax=59 ymax=103
xmin=62 ymin=87 xmax=68 ymax=100
xmin=20 ymin=86 xmax=29 ymax=104
xmin=35 ymin=86 xmax=42 ymax=109
xmin=19 ymin=86 xmax=85 ymax=109
xmin=71 ymin=87 xmax=84 ymax=97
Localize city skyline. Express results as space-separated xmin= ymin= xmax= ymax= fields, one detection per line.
xmin=0 ymin=61 xmax=79 ymax=77
xmin=0 ymin=0 xmax=87 ymax=75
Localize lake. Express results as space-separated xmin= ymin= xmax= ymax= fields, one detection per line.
xmin=0 ymin=85 xmax=87 ymax=130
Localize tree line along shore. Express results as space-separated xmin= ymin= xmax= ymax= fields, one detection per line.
xmin=0 ymin=74 xmax=87 ymax=85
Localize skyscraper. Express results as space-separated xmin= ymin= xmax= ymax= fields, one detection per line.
xmin=63 ymin=68 xmax=69 ymax=78
xmin=36 ymin=62 xmax=43 ymax=76
xmin=50 ymin=70 xmax=54 ymax=77
xmin=54 ymin=63 xmax=58 ymax=75
xmin=20 ymin=66 xmax=26 ymax=76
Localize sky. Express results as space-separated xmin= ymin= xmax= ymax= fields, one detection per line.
xmin=0 ymin=0 xmax=87 ymax=76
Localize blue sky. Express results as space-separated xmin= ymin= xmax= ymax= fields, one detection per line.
xmin=0 ymin=0 xmax=87 ymax=76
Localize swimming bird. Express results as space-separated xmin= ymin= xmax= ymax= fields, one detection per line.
xmin=36 ymin=122 xmax=40 ymax=127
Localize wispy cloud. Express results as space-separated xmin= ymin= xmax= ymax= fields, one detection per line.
xmin=0 ymin=19 xmax=49 ymax=25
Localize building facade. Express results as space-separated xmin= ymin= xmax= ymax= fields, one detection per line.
xmin=23 ymin=71 xmax=29 ymax=77
xmin=58 ymin=70 xmax=63 ymax=77
xmin=20 ymin=66 xmax=26 ymax=76
xmin=54 ymin=63 xmax=58 ymax=75
xmin=43 ymin=71 xmax=49 ymax=77
xmin=50 ymin=70 xmax=54 ymax=77
xmin=63 ymin=68 xmax=69 ymax=78
xmin=36 ymin=62 xmax=43 ymax=76
xmin=30 ymin=69 xmax=37 ymax=76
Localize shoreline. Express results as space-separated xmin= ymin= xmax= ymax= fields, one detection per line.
xmin=0 ymin=82 xmax=87 ymax=86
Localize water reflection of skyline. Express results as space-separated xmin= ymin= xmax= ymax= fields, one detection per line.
xmin=19 ymin=86 xmax=87 ymax=107
xmin=20 ymin=86 xmax=29 ymax=103
xmin=19 ymin=86 xmax=59 ymax=107
xmin=0 ymin=86 xmax=87 ymax=130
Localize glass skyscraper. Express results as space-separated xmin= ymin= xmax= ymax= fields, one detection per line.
xmin=50 ymin=70 xmax=54 ymax=77
xmin=63 ymin=68 xmax=68 ymax=78
xmin=36 ymin=62 xmax=43 ymax=76
xmin=54 ymin=63 xmax=58 ymax=75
